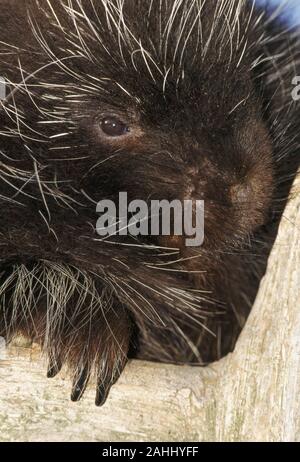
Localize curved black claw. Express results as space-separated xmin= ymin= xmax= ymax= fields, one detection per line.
xmin=95 ymin=365 xmax=123 ymax=407
xmin=47 ymin=358 xmax=63 ymax=378
xmin=71 ymin=365 xmax=90 ymax=402
xmin=95 ymin=382 xmax=109 ymax=407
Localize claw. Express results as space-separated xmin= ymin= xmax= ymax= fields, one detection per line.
xmin=95 ymin=364 xmax=123 ymax=406
xmin=95 ymin=381 xmax=109 ymax=407
xmin=71 ymin=365 xmax=90 ymax=402
xmin=47 ymin=358 xmax=62 ymax=378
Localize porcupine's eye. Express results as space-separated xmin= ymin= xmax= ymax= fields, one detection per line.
xmin=100 ymin=116 xmax=130 ymax=137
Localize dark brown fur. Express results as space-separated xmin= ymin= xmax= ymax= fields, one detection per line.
xmin=0 ymin=0 xmax=299 ymax=405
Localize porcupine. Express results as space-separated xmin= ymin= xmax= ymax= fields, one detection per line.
xmin=0 ymin=0 xmax=299 ymax=406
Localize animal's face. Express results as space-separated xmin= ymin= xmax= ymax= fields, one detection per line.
xmin=1 ymin=0 xmax=275 ymax=260
xmin=60 ymin=0 xmax=275 ymax=253
xmin=76 ymin=70 xmax=274 ymax=251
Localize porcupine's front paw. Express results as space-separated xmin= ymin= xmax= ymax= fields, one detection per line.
xmin=46 ymin=304 xmax=132 ymax=406
xmin=0 ymin=263 xmax=132 ymax=406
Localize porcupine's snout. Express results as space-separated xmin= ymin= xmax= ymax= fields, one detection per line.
xmin=156 ymin=122 xmax=274 ymax=253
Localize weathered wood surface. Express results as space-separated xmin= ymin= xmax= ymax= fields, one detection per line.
xmin=0 ymin=175 xmax=299 ymax=442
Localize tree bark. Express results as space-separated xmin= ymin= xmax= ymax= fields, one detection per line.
xmin=0 ymin=175 xmax=299 ymax=442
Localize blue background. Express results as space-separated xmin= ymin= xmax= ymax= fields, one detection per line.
xmin=257 ymin=0 xmax=300 ymax=25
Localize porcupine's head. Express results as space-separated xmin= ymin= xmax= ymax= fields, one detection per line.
xmin=0 ymin=0 xmax=299 ymax=404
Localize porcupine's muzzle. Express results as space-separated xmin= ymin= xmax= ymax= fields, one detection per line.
xmin=157 ymin=141 xmax=274 ymax=253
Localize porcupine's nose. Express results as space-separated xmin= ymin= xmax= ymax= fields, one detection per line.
xmin=230 ymin=182 xmax=254 ymax=204
xmin=184 ymin=163 xmax=230 ymax=205
xmin=229 ymin=167 xmax=274 ymax=230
